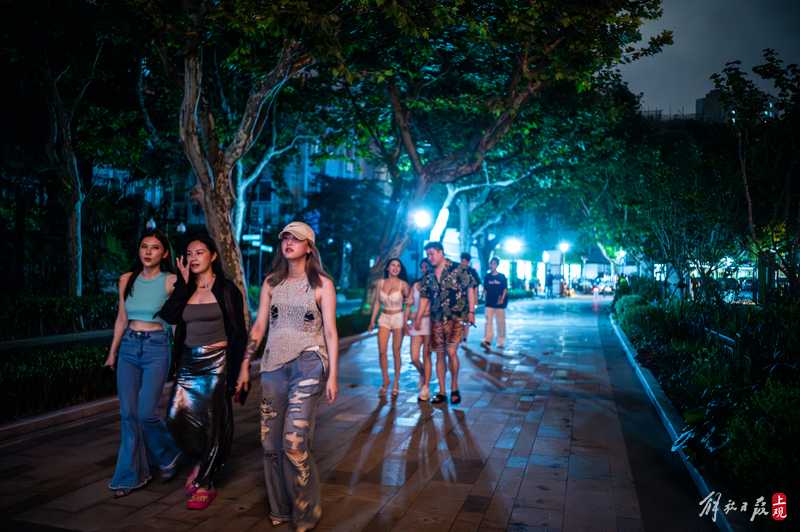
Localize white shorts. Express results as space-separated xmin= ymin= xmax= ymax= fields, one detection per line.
xmin=409 ymin=316 xmax=430 ymax=337
xmin=378 ymin=312 xmax=404 ymax=330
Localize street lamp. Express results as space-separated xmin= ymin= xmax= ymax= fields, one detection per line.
xmin=504 ymin=237 xmax=524 ymax=254
xmin=146 ymin=217 xmax=157 ymax=231
xmin=558 ymin=242 xmax=570 ymax=295
xmin=412 ymin=209 xmax=433 ymax=230
xmin=503 ymin=238 xmax=524 ymax=288
xmin=176 ymin=222 xmax=187 ymax=234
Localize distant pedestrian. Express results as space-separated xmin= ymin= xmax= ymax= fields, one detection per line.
xmin=413 ymin=242 xmax=477 ymax=405
xmin=105 ymin=229 xmax=182 ymax=499
xmin=407 ymin=259 xmax=432 ymax=401
xmin=481 ymin=257 xmax=508 ymax=350
xmin=369 ymin=258 xmax=412 ymax=398
xmin=245 ymin=222 xmax=339 ymax=531
xmin=459 ymin=252 xmax=481 ymax=344
xmin=545 ymin=272 xmax=554 ymax=298
xmin=157 ymin=235 xmax=249 ymax=510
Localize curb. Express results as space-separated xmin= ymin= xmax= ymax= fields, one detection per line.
xmin=0 ymin=330 xmax=376 ymax=450
xmin=609 ymin=315 xmax=734 ymax=532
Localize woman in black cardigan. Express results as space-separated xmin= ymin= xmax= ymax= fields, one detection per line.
xmin=158 ymin=235 xmax=249 ymax=510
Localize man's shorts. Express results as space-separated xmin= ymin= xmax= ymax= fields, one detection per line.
xmin=431 ymin=319 xmax=463 ymax=353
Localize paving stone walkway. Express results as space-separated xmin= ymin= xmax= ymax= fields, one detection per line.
xmin=0 ymin=297 xmax=712 ymax=531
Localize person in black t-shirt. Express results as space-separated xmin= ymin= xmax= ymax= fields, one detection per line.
xmin=481 ymin=257 xmax=508 ymax=349
xmin=460 ymin=253 xmax=481 ymax=343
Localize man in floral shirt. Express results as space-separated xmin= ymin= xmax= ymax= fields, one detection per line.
xmin=413 ymin=241 xmax=477 ymax=404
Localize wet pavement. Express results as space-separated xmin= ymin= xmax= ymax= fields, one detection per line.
xmin=0 ymin=296 xmax=711 ymax=531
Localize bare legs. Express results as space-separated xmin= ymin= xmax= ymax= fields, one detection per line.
xmin=410 ymin=335 xmax=431 ymax=398
xmin=377 ymin=327 xmax=404 ymax=396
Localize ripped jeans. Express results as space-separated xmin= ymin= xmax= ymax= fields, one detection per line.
xmin=260 ymin=351 xmax=327 ymax=527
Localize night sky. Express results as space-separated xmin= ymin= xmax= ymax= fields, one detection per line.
xmin=620 ymin=0 xmax=800 ymax=114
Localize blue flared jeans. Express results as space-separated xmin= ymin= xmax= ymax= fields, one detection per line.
xmin=109 ymin=329 xmax=180 ymax=490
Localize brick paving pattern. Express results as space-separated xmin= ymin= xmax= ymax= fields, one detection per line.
xmin=0 ymin=297 xmax=710 ymax=531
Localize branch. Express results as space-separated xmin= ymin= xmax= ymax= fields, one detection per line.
xmin=71 ymin=41 xmax=104 ymax=121
xmin=473 ymin=197 xmax=521 ymax=238
xmin=242 ymin=132 xmax=311 ymax=190
xmin=223 ymin=42 xmax=311 ymax=171
xmin=179 ymin=51 xmax=213 ymax=189
xmin=137 ymin=58 xmax=160 ymax=147
xmin=389 ymin=81 xmax=425 ymax=178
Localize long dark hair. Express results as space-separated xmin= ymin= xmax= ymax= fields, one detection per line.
xmin=184 ymin=234 xmax=227 ymax=292
xmin=384 ymin=257 xmax=409 ymax=283
xmin=415 ymin=258 xmax=431 ymax=285
xmin=124 ymin=229 xmax=175 ymax=300
xmin=267 ymin=237 xmax=332 ymax=289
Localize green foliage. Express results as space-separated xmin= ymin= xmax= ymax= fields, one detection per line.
xmin=613 ymin=294 xmax=646 ymax=316
xmin=507 ymin=289 xmax=533 ymax=300
xmin=617 ymin=301 xmax=667 ymax=344
xmin=722 ymin=379 xmax=800 ymax=494
xmin=0 ymin=345 xmax=114 ymax=422
xmin=0 ymin=295 xmax=117 ymax=341
xmin=336 ymin=310 xmax=370 ymax=338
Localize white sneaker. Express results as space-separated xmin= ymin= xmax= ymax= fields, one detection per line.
xmin=418 ymin=385 xmax=430 ymax=402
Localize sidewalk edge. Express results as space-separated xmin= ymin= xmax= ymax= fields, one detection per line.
xmin=609 ymin=314 xmax=734 ymax=532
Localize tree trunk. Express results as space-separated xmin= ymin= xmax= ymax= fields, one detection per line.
xmin=595 ymin=241 xmax=615 ymax=278
xmin=366 ymin=178 xmax=432 ymax=304
xmin=13 ymin=184 xmax=26 ymax=289
xmin=457 ymin=196 xmax=471 ymax=253
xmin=203 ymin=184 xmax=248 ymax=312
xmin=68 ymin=192 xmax=84 ymax=297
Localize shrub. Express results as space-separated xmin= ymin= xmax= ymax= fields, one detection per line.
xmin=0 ymin=295 xmax=117 ymax=340
xmin=507 ymin=289 xmax=533 ymax=300
xmin=618 ymin=303 xmax=668 ymax=345
xmin=0 ymin=344 xmax=115 ymax=422
xmin=722 ymin=379 xmax=800 ymax=492
xmin=628 ymin=275 xmax=662 ymax=302
xmin=613 ymin=294 xmax=646 ymax=317
xmin=336 ymin=310 xmax=370 ymax=338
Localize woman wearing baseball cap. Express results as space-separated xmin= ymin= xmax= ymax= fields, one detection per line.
xmin=245 ymin=221 xmax=339 ymax=531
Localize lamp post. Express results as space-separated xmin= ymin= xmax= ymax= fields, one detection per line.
xmin=411 ymin=209 xmax=433 ymax=277
xmin=504 ymin=237 xmax=524 ymax=288
xmin=558 ymin=241 xmax=570 ymax=296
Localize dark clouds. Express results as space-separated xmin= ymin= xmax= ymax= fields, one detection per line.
xmin=619 ymin=0 xmax=800 ymax=113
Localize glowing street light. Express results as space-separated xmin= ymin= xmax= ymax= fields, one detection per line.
xmin=558 ymin=241 xmax=570 ymax=295
xmin=412 ymin=209 xmax=433 ymax=229
xmin=504 ymin=237 xmax=524 ymax=254
xmin=146 ymin=217 xmax=157 ymax=231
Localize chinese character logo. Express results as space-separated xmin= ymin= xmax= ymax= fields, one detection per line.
xmin=772 ymin=493 xmax=787 ymax=522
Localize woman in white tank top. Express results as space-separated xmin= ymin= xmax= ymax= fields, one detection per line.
xmin=408 ymin=259 xmax=433 ymax=401
xmin=368 ymin=258 xmax=411 ymax=398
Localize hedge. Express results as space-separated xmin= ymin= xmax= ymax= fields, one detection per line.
xmin=0 ymin=345 xmax=115 ymax=423
xmin=0 ymin=294 xmax=117 ymax=341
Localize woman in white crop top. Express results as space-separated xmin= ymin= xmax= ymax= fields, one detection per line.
xmin=368 ymin=258 xmax=411 ymax=398
xmin=408 ymin=258 xmax=432 ymax=401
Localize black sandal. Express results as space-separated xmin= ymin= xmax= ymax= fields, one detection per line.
xmin=430 ymin=393 xmax=447 ymax=404
xmin=450 ymin=390 xmax=461 ymax=404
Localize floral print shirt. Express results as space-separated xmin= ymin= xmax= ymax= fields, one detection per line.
xmin=420 ymin=260 xmax=478 ymax=322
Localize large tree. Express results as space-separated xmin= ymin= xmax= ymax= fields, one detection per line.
xmin=131 ymin=0 xmax=342 ymax=311
xmin=323 ymin=0 xmax=670 ymax=287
